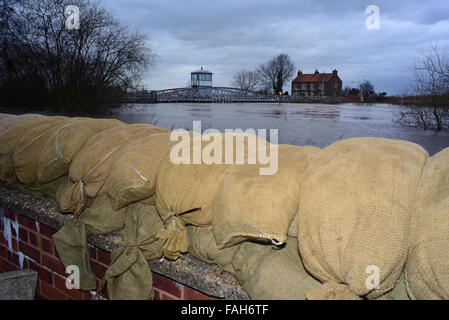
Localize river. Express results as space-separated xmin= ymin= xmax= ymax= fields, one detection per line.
xmin=111 ymin=103 xmax=449 ymax=156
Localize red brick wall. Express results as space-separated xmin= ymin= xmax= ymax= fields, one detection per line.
xmin=0 ymin=207 xmax=218 ymax=300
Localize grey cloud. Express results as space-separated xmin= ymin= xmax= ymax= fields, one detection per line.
xmin=106 ymin=0 xmax=449 ymax=94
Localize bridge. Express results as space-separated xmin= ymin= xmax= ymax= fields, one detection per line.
xmin=127 ymin=87 xmax=291 ymax=103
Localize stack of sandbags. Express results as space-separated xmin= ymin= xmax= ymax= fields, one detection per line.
xmin=406 ymin=147 xmax=449 ymax=299
xmin=213 ymin=144 xmax=319 ymax=249
xmin=59 ymin=123 xmax=166 ymax=215
xmin=104 ymin=131 xmax=174 ymax=210
xmin=297 ymin=137 xmax=429 ymax=299
xmin=12 ymin=116 xmax=70 ymax=184
xmin=232 ymin=238 xmax=321 ymax=300
xmin=37 ymin=117 xmax=123 ymax=183
xmin=0 ymin=115 xmax=67 ymax=183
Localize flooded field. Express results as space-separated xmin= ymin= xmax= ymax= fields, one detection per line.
xmin=113 ymin=103 xmax=449 ymax=156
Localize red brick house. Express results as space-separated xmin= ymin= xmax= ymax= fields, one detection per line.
xmin=291 ymin=69 xmax=342 ymax=97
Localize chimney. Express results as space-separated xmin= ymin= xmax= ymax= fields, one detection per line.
xmin=314 ymin=69 xmax=319 ymax=74
xmin=332 ymin=69 xmax=338 ymax=75
xmin=297 ymin=70 xmax=302 ymax=76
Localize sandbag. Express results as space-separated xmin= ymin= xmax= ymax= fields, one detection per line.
xmin=406 ymin=147 xmax=449 ymax=300
xmin=105 ymin=131 xmax=174 ymax=210
xmin=375 ymin=270 xmax=409 ymax=300
xmin=0 ymin=114 xmax=48 ymax=183
xmin=81 ymin=194 xmax=127 ymax=236
xmin=12 ymin=117 xmax=70 ymax=184
xmin=52 ymin=218 xmax=97 ymax=290
xmin=0 ymin=113 xmax=12 ymax=121
xmin=187 ymin=226 xmax=238 ymax=274
xmin=37 ymin=117 xmax=123 ymax=183
xmin=6 ymin=174 xmax=69 ymax=199
xmin=213 ymin=144 xmax=319 ymax=249
xmin=287 ymin=211 xmax=299 ymax=238
xmin=298 ymin=137 xmax=428 ymax=299
xmin=232 ymin=237 xmax=321 ymax=300
xmin=60 ymin=123 xmax=166 ymax=215
xmin=155 ymin=131 xmax=264 ymax=259
xmin=101 ymin=203 xmax=165 ymax=300
xmin=0 ymin=113 xmax=44 ymax=137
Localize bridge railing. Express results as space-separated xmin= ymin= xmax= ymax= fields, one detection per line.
xmin=154 ymin=87 xmax=290 ymax=103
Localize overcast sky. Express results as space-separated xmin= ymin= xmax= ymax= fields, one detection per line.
xmin=104 ymin=0 xmax=449 ymax=95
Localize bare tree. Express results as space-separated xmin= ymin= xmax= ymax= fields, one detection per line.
xmin=231 ymin=70 xmax=260 ymax=93
xmin=360 ymin=80 xmax=374 ymax=98
xmin=395 ymin=44 xmax=449 ymax=131
xmin=257 ymin=53 xmax=295 ymax=95
xmin=0 ymin=0 xmax=154 ymax=113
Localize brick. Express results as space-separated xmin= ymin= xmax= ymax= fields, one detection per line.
xmin=2 ymin=237 xmax=19 ymax=252
xmin=89 ymin=246 xmax=97 ymax=261
xmin=183 ymin=285 xmax=218 ymax=300
xmin=41 ymin=236 xmax=53 ymax=255
xmin=35 ymin=292 xmax=47 ymax=300
xmin=35 ymin=279 xmax=41 ymax=296
xmin=17 ymin=214 xmax=37 ymax=231
xmin=153 ymin=289 xmax=161 ymax=300
xmin=3 ymin=208 xmax=16 ymax=220
xmin=11 ymin=238 xmax=18 ymax=252
xmin=97 ymin=248 xmax=111 ymax=266
xmin=42 ymin=254 xmax=66 ymax=276
xmin=29 ymin=231 xmax=38 ymax=248
xmin=159 ymin=291 xmax=179 ymax=300
xmin=6 ymin=250 xmax=19 ymax=266
xmin=0 ymin=233 xmax=8 ymax=247
xmin=40 ymin=281 xmax=66 ymax=300
xmin=19 ymin=240 xmax=41 ymax=263
xmin=90 ymin=260 xmax=107 ymax=280
xmin=18 ymin=227 xmax=28 ymax=242
xmin=0 ymin=257 xmax=18 ymax=272
xmin=29 ymin=260 xmax=53 ymax=285
xmin=39 ymin=224 xmax=57 ymax=238
xmin=153 ymin=273 xmax=182 ymax=298
xmin=54 ymin=274 xmax=84 ymax=300
xmin=0 ymin=245 xmax=6 ymax=258
xmin=82 ymin=290 xmax=95 ymax=300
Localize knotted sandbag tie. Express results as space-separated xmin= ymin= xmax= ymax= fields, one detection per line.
xmin=155 ymin=208 xmax=202 ymax=260
xmin=94 ymin=234 xmax=159 ymax=300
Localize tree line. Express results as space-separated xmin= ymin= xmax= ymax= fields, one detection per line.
xmin=232 ymin=53 xmax=295 ymax=95
xmin=0 ymin=0 xmax=153 ymax=114
xmin=394 ymin=44 xmax=449 ymax=131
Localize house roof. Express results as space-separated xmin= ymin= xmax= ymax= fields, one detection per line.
xmin=292 ymin=73 xmax=334 ymax=83
xmin=191 ymin=67 xmax=212 ymax=74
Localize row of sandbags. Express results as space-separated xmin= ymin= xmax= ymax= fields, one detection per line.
xmin=0 ymin=112 xmax=448 ymax=300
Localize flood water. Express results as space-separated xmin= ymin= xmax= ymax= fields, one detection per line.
xmin=112 ymin=103 xmax=449 ymax=156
